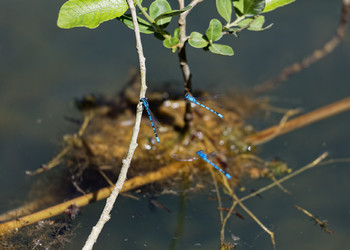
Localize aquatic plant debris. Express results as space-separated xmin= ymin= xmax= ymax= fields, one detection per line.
xmin=1 ymin=77 xmax=350 ymax=247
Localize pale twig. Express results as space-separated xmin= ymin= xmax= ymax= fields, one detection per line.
xmin=25 ymin=112 xmax=94 ymax=176
xmin=98 ymin=169 xmax=114 ymax=186
xmin=232 ymin=191 xmax=276 ymax=249
xmin=219 ymin=153 xmax=329 ymax=248
xmin=239 ymin=152 xmax=329 ymax=203
xmin=220 ymin=198 xmax=238 ymax=243
xmin=25 ymin=146 xmax=71 ymax=176
xmin=210 ymin=170 xmax=224 ymax=223
xmin=82 ymin=0 xmax=148 ymax=248
xmin=295 ymin=205 xmax=334 ymax=234
xmin=270 ymin=175 xmax=291 ymax=194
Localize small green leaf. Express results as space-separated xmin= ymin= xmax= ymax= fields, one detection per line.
xmin=233 ymin=0 xmax=265 ymax=17
xmin=209 ymin=43 xmax=234 ymax=56
xmin=57 ymin=0 xmax=128 ymax=29
xmin=216 ymin=0 xmax=232 ymax=23
xmin=173 ymin=28 xmax=180 ymax=39
xmin=155 ymin=5 xmax=192 ymax=22
xmin=149 ymin=0 xmax=172 ymax=27
xmin=263 ymin=0 xmax=295 ymax=13
xmin=117 ymin=15 xmax=155 ymax=34
xmin=188 ymin=32 xmax=209 ymax=48
xmin=163 ymin=37 xmax=179 ymax=48
xmin=206 ymin=19 xmax=223 ymax=42
xmin=171 ymin=28 xmax=180 ymax=52
xmin=238 ymin=15 xmax=273 ymax=31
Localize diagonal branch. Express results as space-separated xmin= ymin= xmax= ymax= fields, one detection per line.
xmin=245 ymin=97 xmax=350 ymax=145
xmin=82 ymin=0 xmax=148 ymax=249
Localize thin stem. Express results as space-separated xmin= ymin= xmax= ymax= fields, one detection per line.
xmin=177 ymin=0 xmax=201 ymax=130
xmin=238 ymin=152 xmax=329 ymax=203
xmin=225 ymin=15 xmax=246 ymax=29
xmin=135 ymin=1 xmax=170 ymax=39
xmin=82 ymin=0 xmax=148 ymax=248
xmin=211 ymin=171 xmax=224 ymax=223
xmin=232 ymin=191 xmax=276 ymax=249
xmin=25 ymin=146 xmax=70 ymax=176
xmin=220 ymin=198 xmax=237 ymax=242
xmin=235 ymin=15 xmax=259 ymax=33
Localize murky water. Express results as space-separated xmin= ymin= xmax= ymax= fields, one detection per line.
xmin=1 ymin=0 xmax=350 ymax=249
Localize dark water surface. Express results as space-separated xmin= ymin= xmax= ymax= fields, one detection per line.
xmin=1 ymin=0 xmax=350 ymax=249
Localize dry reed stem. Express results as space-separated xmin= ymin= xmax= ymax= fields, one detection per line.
xmin=245 ymin=97 xmax=350 ymax=145
xmin=0 ymin=162 xmax=186 ymax=236
xmin=295 ymin=205 xmax=334 ymax=234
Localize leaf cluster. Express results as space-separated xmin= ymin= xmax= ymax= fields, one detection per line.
xmin=57 ymin=0 xmax=295 ymax=56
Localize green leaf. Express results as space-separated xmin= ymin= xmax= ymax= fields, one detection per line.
xmin=216 ymin=0 xmax=232 ymax=23
xmin=205 ymin=19 xmax=223 ymax=42
xmin=188 ymin=32 xmax=209 ymax=48
xmin=238 ymin=15 xmax=273 ymax=31
xmin=171 ymin=28 xmax=180 ymax=52
xmin=209 ymin=43 xmax=234 ymax=56
xmin=263 ymin=0 xmax=295 ymax=13
xmin=149 ymin=0 xmax=172 ymax=27
xmin=233 ymin=0 xmax=265 ymax=17
xmin=57 ymin=0 xmax=128 ymax=29
xmin=155 ymin=5 xmax=192 ymax=22
xmin=163 ymin=37 xmax=179 ymax=48
xmin=173 ymin=28 xmax=180 ymax=39
xmin=117 ymin=14 xmax=155 ymax=34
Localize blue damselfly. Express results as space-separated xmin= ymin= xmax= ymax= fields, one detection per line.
xmin=140 ymin=98 xmax=160 ymax=143
xmin=171 ymin=150 xmax=231 ymax=179
xmin=185 ymin=94 xmax=224 ymax=119
xmin=196 ymin=150 xmax=231 ymax=179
